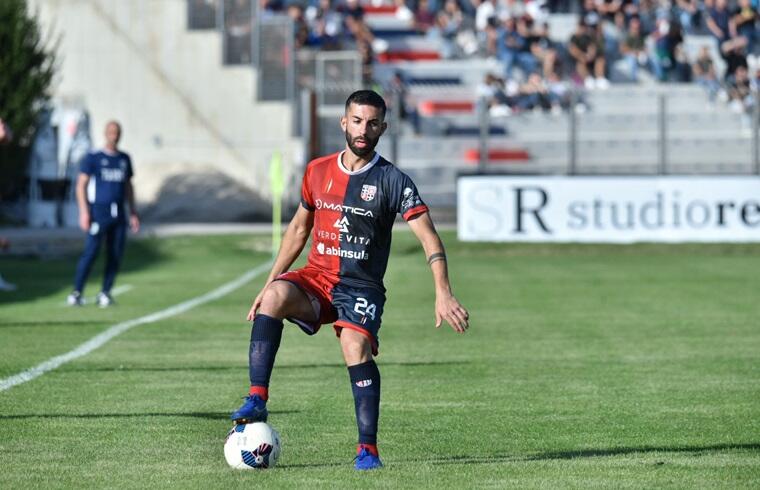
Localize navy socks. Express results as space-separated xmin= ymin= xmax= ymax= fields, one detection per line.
xmin=248 ymin=314 xmax=284 ymax=397
xmin=348 ymin=360 xmax=381 ymax=445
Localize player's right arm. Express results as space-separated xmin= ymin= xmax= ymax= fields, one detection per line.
xmin=247 ymin=204 xmax=314 ymax=320
xmin=75 ymin=172 xmax=91 ymax=232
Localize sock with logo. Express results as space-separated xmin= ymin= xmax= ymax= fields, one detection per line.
xmin=348 ymin=360 xmax=381 ymax=446
xmin=248 ymin=314 xmax=284 ymax=399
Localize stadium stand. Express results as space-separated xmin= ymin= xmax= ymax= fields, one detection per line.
xmin=187 ymin=0 xmax=759 ymax=210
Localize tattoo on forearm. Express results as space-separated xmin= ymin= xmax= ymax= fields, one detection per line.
xmin=427 ymin=252 xmax=446 ymax=265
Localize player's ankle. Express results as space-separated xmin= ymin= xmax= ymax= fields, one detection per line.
xmin=249 ymin=385 xmax=269 ymax=400
xmin=357 ymin=443 xmax=378 ymax=456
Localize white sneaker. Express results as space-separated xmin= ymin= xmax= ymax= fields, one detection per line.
xmin=584 ymin=77 xmax=595 ymax=90
xmin=67 ymin=290 xmax=84 ymax=306
xmin=595 ymin=77 xmax=610 ymax=90
xmin=96 ymin=292 xmax=114 ymax=308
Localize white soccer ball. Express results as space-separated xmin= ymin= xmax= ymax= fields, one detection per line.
xmin=224 ymin=422 xmax=281 ymax=469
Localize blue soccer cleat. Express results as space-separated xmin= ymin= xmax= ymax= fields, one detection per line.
xmin=230 ymin=394 xmax=268 ymax=423
xmin=354 ymin=446 xmax=383 ymax=470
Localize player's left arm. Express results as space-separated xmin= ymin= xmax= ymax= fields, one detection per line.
xmin=125 ymin=179 xmax=140 ymax=233
xmin=407 ymin=212 xmax=469 ymax=333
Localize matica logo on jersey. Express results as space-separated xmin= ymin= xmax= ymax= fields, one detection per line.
xmin=360 ymin=185 xmax=376 ymax=201
xmin=316 ymin=242 xmax=369 ymax=260
xmin=315 ymin=199 xmax=374 ymax=217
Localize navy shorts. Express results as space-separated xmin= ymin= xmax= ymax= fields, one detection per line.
xmin=276 ymin=267 xmax=385 ymax=355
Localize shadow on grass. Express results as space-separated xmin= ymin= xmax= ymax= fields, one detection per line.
xmin=0 ymin=320 xmax=106 ymax=329
xmin=58 ymin=360 xmax=472 ymax=373
xmin=0 ymin=410 xmax=299 ymax=421
xmin=277 ymin=443 xmax=760 ymax=469
xmin=0 ymin=239 xmax=165 ymax=305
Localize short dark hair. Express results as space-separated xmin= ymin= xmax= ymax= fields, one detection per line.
xmin=345 ymin=90 xmax=386 ymax=119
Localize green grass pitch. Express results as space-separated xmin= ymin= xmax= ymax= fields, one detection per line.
xmin=0 ymin=232 xmax=759 ymax=488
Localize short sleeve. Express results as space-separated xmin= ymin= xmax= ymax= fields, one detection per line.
xmin=125 ymin=154 xmax=134 ymax=179
xmin=389 ymin=171 xmax=428 ymax=221
xmin=300 ymin=165 xmax=315 ymax=211
xmin=79 ymin=153 xmax=95 ymax=175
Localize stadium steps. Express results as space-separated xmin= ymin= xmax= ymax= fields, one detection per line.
xmin=42 ymin=0 xmax=299 ymax=217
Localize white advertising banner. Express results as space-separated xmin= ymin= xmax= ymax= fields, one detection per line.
xmin=457 ymin=176 xmax=760 ymax=242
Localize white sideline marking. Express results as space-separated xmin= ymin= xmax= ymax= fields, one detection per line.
xmin=0 ymin=261 xmax=272 ymax=392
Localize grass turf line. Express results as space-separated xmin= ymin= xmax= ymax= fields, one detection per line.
xmin=0 ymin=233 xmax=759 ymax=488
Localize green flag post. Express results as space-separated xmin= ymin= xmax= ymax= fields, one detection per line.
xmin=269 ymin=151 xmax=284 ymax=258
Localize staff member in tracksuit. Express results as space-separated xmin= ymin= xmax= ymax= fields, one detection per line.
xmin=67 ymin=121 xmax=139 ymax=307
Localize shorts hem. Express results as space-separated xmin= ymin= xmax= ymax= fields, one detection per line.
xmin=334 ymin=320 xmax=379 ymax=356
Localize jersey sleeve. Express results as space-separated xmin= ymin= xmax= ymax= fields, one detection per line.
xmin=79 ymin=153 xmax=95 ymax=175
xmin=300 ymin=164 xmax=315 ymax=211
xmin=125 ymin=154 xmax=134 ymax=179
xmin=389 ymin=171 xmax=428 ymax=221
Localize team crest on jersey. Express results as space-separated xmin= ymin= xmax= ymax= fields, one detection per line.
xmin=360 ymin=184 xmax=376 ymax=201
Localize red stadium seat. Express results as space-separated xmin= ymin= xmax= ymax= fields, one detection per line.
xmin=376 ymin=51 xmax=441 ymax=63
xmin=417 ymin=100 xmax=474 ymax=116
xmin=363 ymin=5 xmax=398 ymax=13
xmin=464 ymin=148 xmax=531 ymax=163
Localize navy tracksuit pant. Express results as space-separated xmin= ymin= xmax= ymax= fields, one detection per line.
xmin=73 ymin=204 xmax=128 ymax=294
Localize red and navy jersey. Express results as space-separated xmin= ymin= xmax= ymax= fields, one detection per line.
xmin=300 ymin=151 xmax=428 ymax=292
xmin=80 ymin=150 xmax=133 ymax=206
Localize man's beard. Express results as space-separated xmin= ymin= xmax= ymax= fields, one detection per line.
xmin=345 ymin=131 xmax=378 ymax=158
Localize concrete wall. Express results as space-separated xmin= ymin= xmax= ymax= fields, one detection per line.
xmin=30 ymin=0 xmax=301 ymax=221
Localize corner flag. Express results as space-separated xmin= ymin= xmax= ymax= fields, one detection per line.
xmin=270 ymin=151 xmax=284 ymax=258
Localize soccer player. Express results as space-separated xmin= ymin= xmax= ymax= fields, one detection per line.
xmin=67 ymin=121 xmax=139 ymax=307
xmin=230 ymin=90 xmax=470 ymax=470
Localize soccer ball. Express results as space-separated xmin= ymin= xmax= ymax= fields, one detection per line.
xmin=224 ymin=422 xmax=281 ymax=469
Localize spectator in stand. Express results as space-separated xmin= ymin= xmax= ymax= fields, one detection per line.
xmin=461 ymin=0 xmax=480 ymax=19
xmin=652 ymin=16 xmax=688 ymax=81
xmin=501 ymin=0 xmax=526 ymax=20
xmin=727 ymin=65 xmax=753 ymax=114
xmin=722 ymin=35 xmax=749 ymax=79
xmin=692 ymin=45 xmax=722 ymax=101
xmin=707 ymin=0 xmax=731 ymax=45
xmin=305 ymin=0 xmax=344 ymax=49
xmin=483 ymin=19 xmax=500 ymax=58
xmin=476 ymin=0 xmax=496 ymax=33
xmin=731 ymin=0 xmax=759 ymax=64
xmin=340 ymin=0 xmax=365 ymax=20
xmin=546 ymin=70 xmax=576 ymax=111
xmin=517 ymin=72 xmax=553 ymax=111
xmin=287 ymin=4 xmax=310 ymax=49
xmin=530 ymin=22 xmax=558 ymax=77
xmin=598 ymin=0 xmax=624 ymax=23
xmin=637 ymin=0 xmax=657 ymax=33
xmin=414 ymin=0 xmax=437 ymax=33
xmin=476 ymin=73 xmax=515 ymax=116
xmin=498 ymin=17 xmax=537 ymax=77
xmin=357 ymin=39 xmax=375 ymax=86
xmin=261 ymin=0 xmax=284 ymax=14
xmin=568 ymin=18 xmax=609 ymax=89
xmin=432 ymin=0 xmax=466 ymax=58
xmin=621 ymin=15 xmax=650 ymax=81
xmin=674 ymin=0 xmax=699 ymax=34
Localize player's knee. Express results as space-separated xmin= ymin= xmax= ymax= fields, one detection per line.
xmin=257 ymin=282 xmax=291 ymax=318
xmin=340 ymin=329 xmax=372 ymax=364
